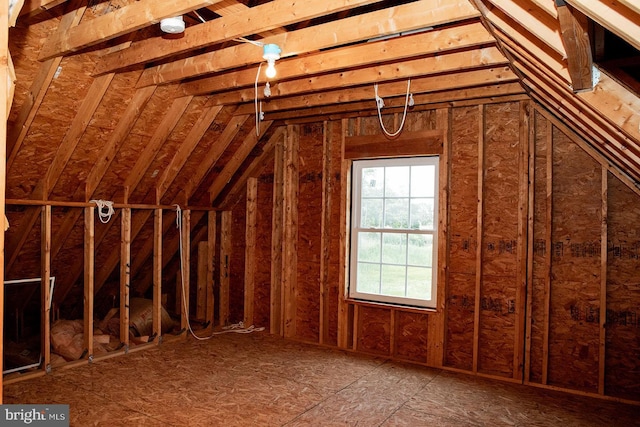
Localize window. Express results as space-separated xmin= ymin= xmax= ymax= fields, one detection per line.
xmin=349 ymin=156 xmax=438 ymax=309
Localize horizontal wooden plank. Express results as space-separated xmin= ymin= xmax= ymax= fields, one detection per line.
xmin=345 ymin=129 xmax=443 ymax=159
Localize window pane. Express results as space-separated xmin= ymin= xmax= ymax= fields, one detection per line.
xmin=384 ymin=198 xmax=409 ymax=229
xmin=411 ymin=165 xmax=436 ymax=197
xmin=361 ymin=198 xmax=383 ymax=228
xmin=407 ymin=266 xmax=431 ymax=300
xmin=358 ymin=232 xmax=381 ymax=262
xmin=357 ymin=263 xmax=380 ymax=294
xmin=381 ymin=264 xmax=406 ymax=296
xmin=385 ymin=166 xmax=410 ymax=197
xmin=382 ymin=233 xmax=407 ymax=264
xmin=362 ymin=167 xmax=384 ymax=197
xmin=408 ymin=234 xmax=433 ymax=267
xmin=410 ymin=198 xmax=435 ymax=230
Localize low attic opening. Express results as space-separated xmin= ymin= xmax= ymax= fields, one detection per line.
xmin=592 ymin=20 xmax=640 ymax=95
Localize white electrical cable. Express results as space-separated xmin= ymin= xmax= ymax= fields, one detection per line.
xmin=175 ymin=204 xmax=264 ymax=340
xmin=254 ymin=62 xmax=264 ymax=136
xmin=90 ymin=199 xmax=114 ymax=223
xmin=374 ymin=79 xmax=412 ymax=138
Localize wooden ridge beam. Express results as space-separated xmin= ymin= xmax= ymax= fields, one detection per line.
xmin=94 ymin=0 xmax=383 ymax=76
xmin=136 ymin=0 xmax=480 ymax=87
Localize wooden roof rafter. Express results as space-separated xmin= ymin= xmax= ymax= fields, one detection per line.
xmin=93 ymin=0 xmax=384 ymax=76
xmin=39 ymin=0 xmax=226 ymax=60
xmin=135 ymin=0 xmax=480 ymax=87
xmin=180 ymin=21 xmax=496 ymax=96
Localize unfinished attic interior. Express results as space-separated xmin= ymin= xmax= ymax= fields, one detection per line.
xmin=2 ymin=0 xmax=640 ymax=423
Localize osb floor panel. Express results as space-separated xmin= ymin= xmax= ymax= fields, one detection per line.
xmin=3 ymin=333 xmax=639 ymax=426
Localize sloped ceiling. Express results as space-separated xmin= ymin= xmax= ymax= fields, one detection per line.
xmin=4 ymin=0 xmax=640 ymax=309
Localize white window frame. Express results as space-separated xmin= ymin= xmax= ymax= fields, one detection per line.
xmin=349 ymin=156 xmax=439 ymax=309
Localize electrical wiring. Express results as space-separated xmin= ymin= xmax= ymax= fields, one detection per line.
xmin=374 ymin=79 xmax=413 ymax=138
xmin=174 ymin=205 xmax=264 ymax=340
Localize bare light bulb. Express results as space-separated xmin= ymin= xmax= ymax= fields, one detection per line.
xmin=265 ymin=60 xmax=277 ymax=79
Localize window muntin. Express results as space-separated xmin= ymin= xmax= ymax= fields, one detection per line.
xmin=349 ymin=156 xmax=438 ymax=308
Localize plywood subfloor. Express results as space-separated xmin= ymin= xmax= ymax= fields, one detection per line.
xmin=3 ymin=332 xmax=639 ymax=426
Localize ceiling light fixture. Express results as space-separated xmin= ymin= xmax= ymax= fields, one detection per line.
xmin=262 ymin=44 xmax=281 ymax=79
xmin=160 ymin=16 xmax=185 ymax=34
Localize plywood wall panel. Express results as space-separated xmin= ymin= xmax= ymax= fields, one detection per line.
xmin=5 ymin=207 xmax=41 ymax=281
xmin=477 ymin=275 xmax=517 ymax=377
xmin=295 ymin=123 xmax=324 ymax=342
xmin=478 ymin=103 xmax=520 ymax=378
xmin=445 ymin=106 xmax=478 ymax=370
xmin=445 ymin=272 xmax=475 ymax=370
xmin=605 ymin=173 xmax=640 ymax=401
xmin=253 ymin=163 xmax=275 ymax=329
xmin=127 ymin=97 xmax=210 ymax=204
xmin=394 ymin=311 xmax=428 ymax=363
xmin=547 ymin=129 xmax=601 ymax=393
xmin=528 ymin=112 xmax=550 ymax=383
xmin=229 ymin=194 xmax=247 ymax=324
xmin=357 ymin=305 xmax=391 ymax=356
xmin=325 ymin=120 xmax=344 ymax=346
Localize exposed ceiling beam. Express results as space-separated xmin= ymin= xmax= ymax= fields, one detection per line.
xmin=556 ymin=1 xmax=593 ymax=91
xmin=181 ymin=21 xmax=496 ymax=96
xmin=238 ymin=82 xmax=527 ymax=119
xmin=135 ymin=0 xmax=479 ymax=87
xmin=208 ymin=47 xmax=509 ymax=106
xmin=93 ymin=0 xmax=383 ymax=76
xmin=565 ymin=0 xmax=640 ymax=52
xmin=155 ymin=105 xmax=223 ymax=203
xmin=18 ymin=0 xmax=68 ymax=20
xmin=485 ymin=0 xmax=565 ymax=56
xmin=209 ymin=123 xmax=279 ymax=204
xmin=7 ymin=3 xmax=86 ymax=173
xmin=39 ymin=0 xmax=225 ymax=60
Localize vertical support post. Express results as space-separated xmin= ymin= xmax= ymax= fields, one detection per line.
xmin=120 ymin=207 xmax=131 ymax=347
xmin=84 ymin=206 xmax=95 ymax=359
xmin=271 ymin=132 xmax=285 ymax=335
xmin=283 ymin=125 xmax=299 ymax=339
xmin=428 ymin=108 xmax=450 ymax=367
xmin=152 ymin=208 xmax=162 ymax=342
xmin=41 ymin=205 xmax=51 ymax=372
xmin=599 ymin=168 xmax=608 ymax=394
xmin=472 ymin=105 xmax=485 ymax=373
xmin=0 ymin=0 xmax=8 ymax=401
xmin=514 ymin=100 xmax=530 ymax=380
xmin=206 ymin=211 xmax=216 ymax=327
xmin=244 ymin=178 xmax=258 ymax=326
xmin=319 ymin=121 xmax=332 ymax=345
xmin=524 ymin=104 xmax=537 ymax=382
xmin=338 ymin=119 xmax=351 ymax=349
xmin=180 ymin=209 xmax=191 ymax=332
xmin=219 ymin=211 xmax=231 ymax=326
xmin=197 ymin=241 xmax=208 ymax=321
xmin=542 ymin=122 xmax=554 ymax=384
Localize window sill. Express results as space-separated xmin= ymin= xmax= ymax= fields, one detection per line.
xmin=346 ymin=298 xmax=438 ymax=315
